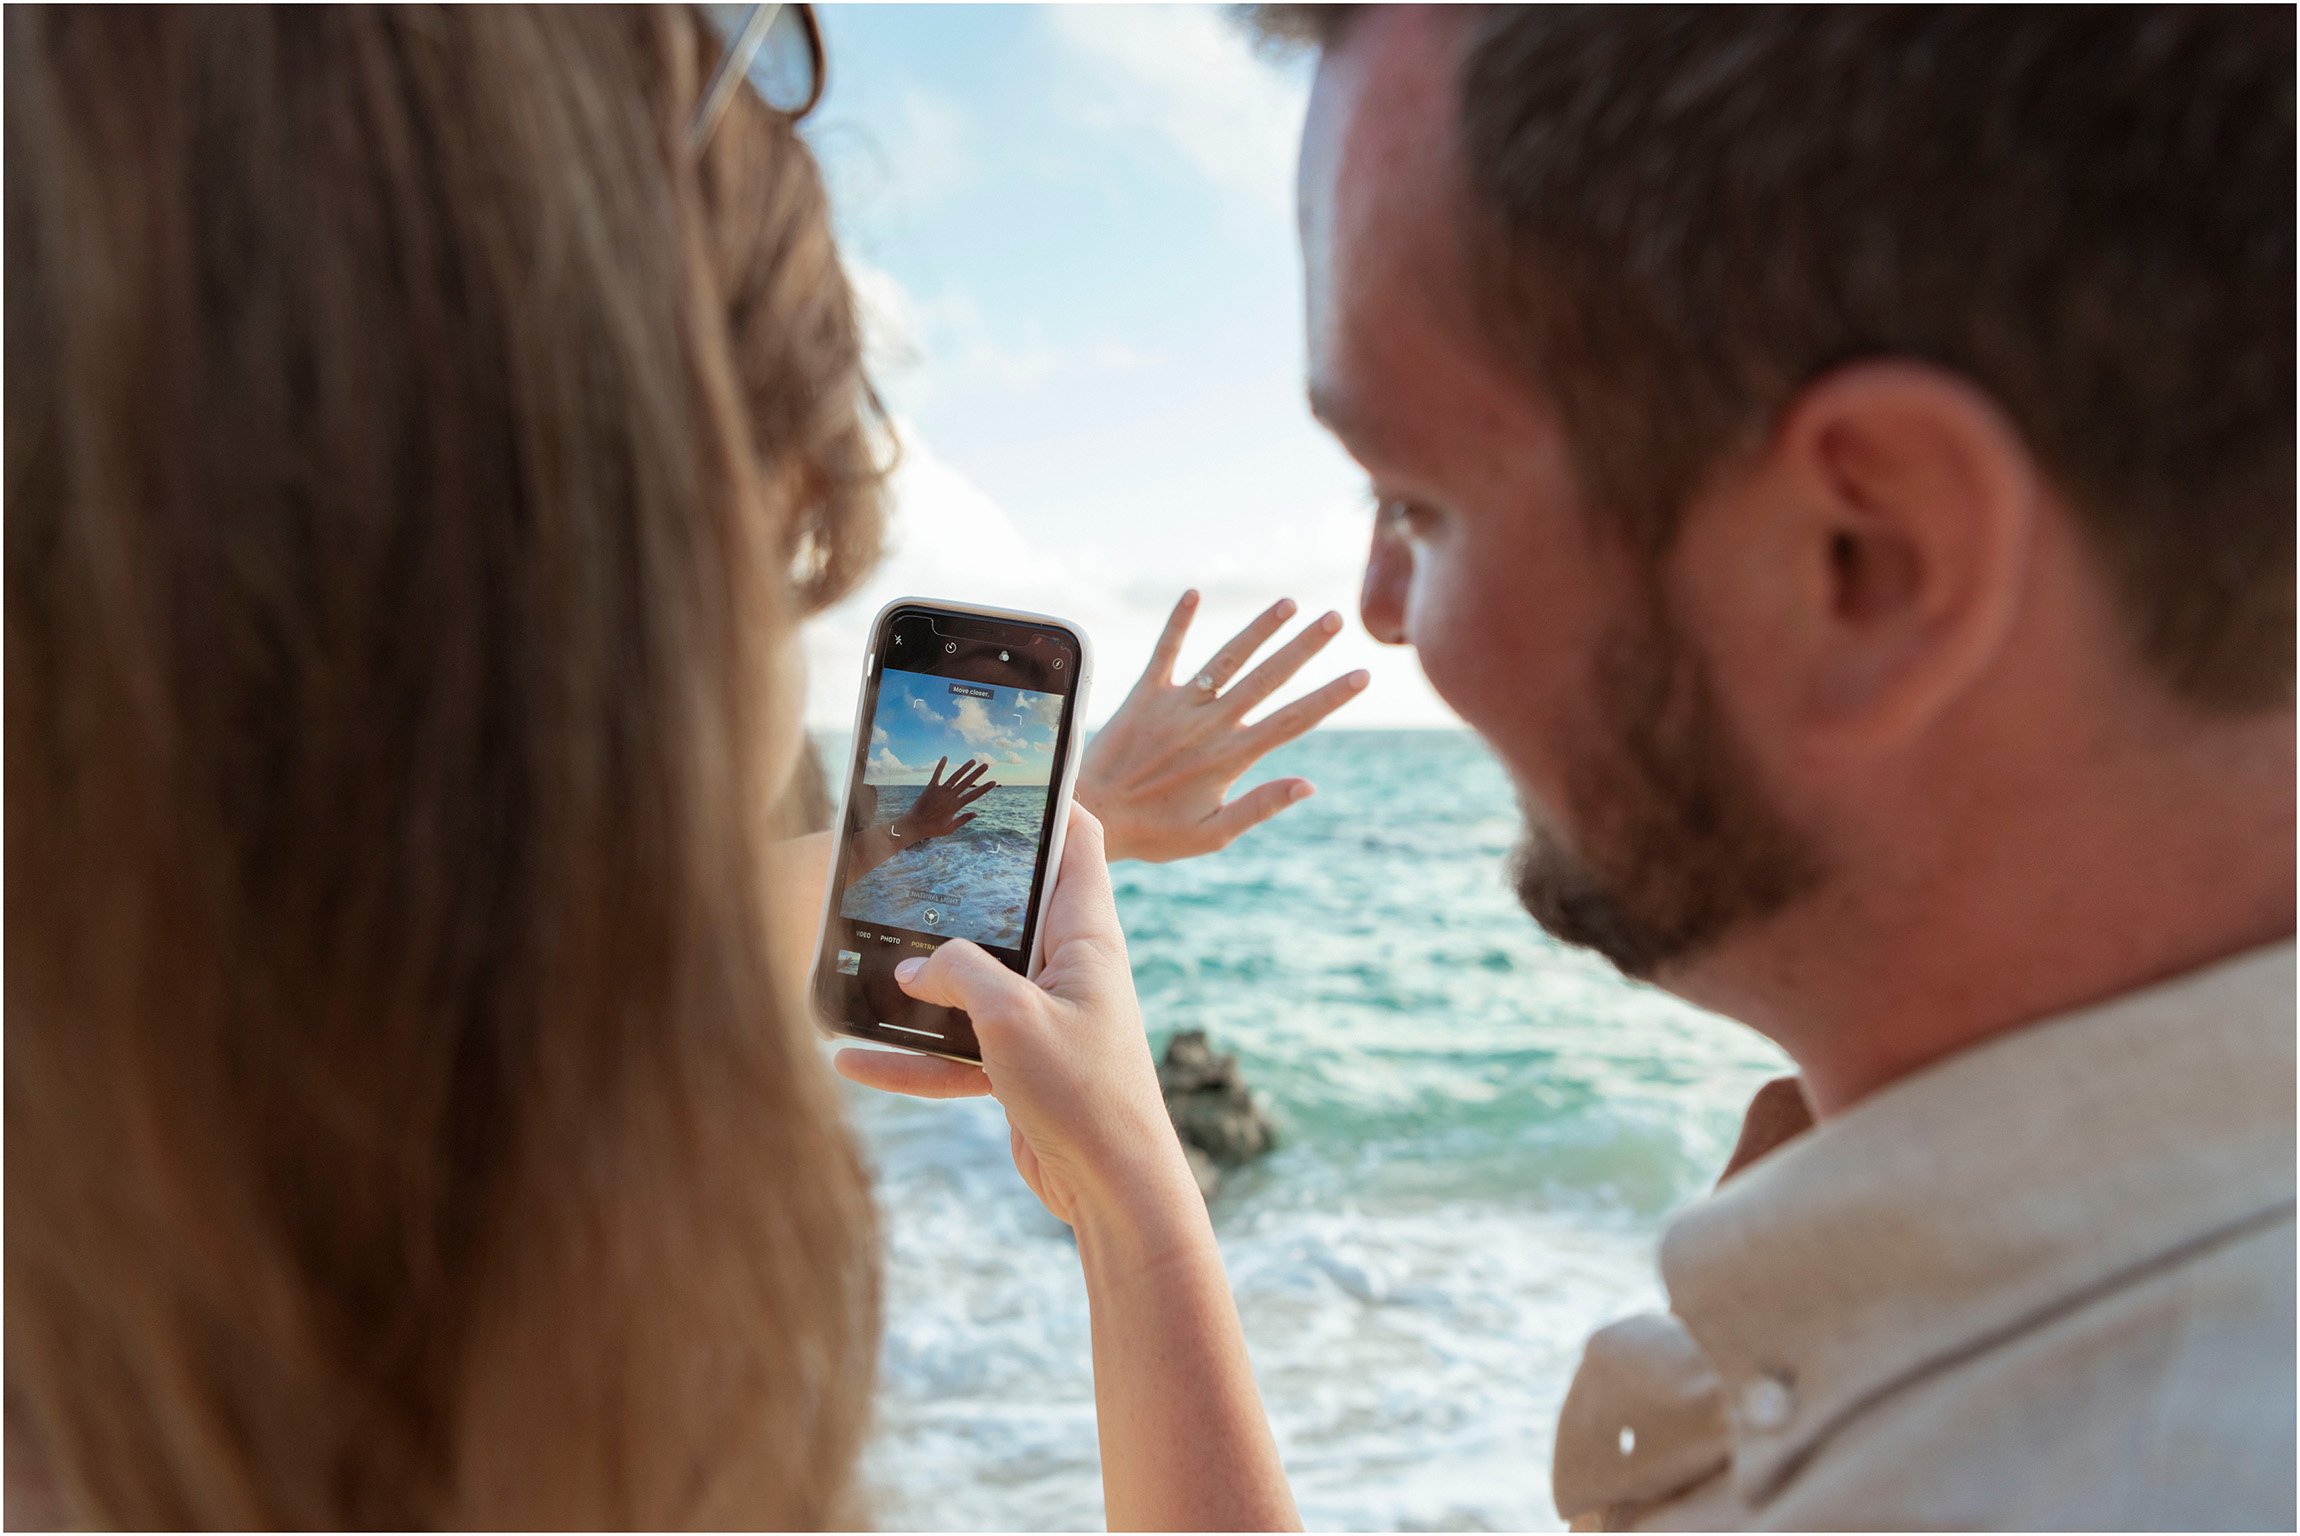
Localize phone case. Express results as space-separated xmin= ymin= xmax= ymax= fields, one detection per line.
xmin=813 ymin=595 xmax=1094 ymax=1061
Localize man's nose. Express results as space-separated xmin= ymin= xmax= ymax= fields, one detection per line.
xmin=1359 ymin=505 xmax=1412 ymax=646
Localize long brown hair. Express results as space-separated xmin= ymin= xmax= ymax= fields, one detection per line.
xmin=6 ymin=7 xmax=886 ymax=1526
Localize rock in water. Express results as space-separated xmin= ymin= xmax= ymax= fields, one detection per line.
xmin=1157 ymin=1029 xmax=1233 ymax=1095
xmin=1159 ymin=1030 xmax=1276 ymax=1200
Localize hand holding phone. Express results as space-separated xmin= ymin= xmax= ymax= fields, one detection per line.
xmin=832 ymin=801 xmax=1300 ymax=1533
xmin=812 ymin=599 xmax=1091 ymax=1061
xmin=833 ymin=803 xmax=1195 ymax=1225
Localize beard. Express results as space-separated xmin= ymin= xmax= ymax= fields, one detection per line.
xmin=1509 ymin=593 xmax=1822 ymax=981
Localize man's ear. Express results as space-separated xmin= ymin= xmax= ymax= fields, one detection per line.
xmin=1699 ymin=361 xmax=2042 ymax=760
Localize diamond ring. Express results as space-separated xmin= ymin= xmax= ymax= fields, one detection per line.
xmin=1192 ymin=672 xmax=1219 ymax=697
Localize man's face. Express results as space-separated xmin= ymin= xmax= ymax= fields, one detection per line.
xmin=1300 ymin=9 xmax=1817 ymax=982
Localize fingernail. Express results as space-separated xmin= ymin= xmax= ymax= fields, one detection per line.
xmin=1276 ymin=598 xmax=1297 ymax=618
xmin=895 ymin=958 xmax=924 ymax=983
xmin=1349 ymin=669 xmax=1371 ymax=688
xmin=1320 ymin=611 xmax=1343 ymax=634
xmin=1182 ymin=589 xmax=1199 ymax=605
xmin=1290 ymin=781 xmax=1315 ymax=802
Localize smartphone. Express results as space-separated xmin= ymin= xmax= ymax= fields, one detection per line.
xmin=812 ymin=598 xmax=1092 ymax=1061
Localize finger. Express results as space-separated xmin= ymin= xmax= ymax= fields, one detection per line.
xmin=927 ymin=756 xmax=948 ymax=788
xmin=947 ymin=759 xmax=987 ymax=791
xmin=1199 ymin=777 xmax=1315 ymax=850
xmin=895 ymin=938 xmax=1036 ymax=1016
xmin=955 ymin=781 xmax=995 ymax=808
xmin=951 ymin=812 xmax=977 ymax=830
xmin=1144 ymin=589 xmax=1200 ymax=687
xmin=1038 ymin=803 xmax=1125 ymax=953
xmin=1192 ymin=597 xmax=1298 ymax=692
xmin=1240 ymin=668 xmax=1370 ymax=757
xmin=1221 ymin=609 xmax=1344 ymax=717
xmin=834 ymin=1047 xmax=993 ymax=1098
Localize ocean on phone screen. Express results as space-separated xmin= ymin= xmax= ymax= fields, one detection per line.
xmin=821 ymin=729 xmax=1790 ymax=1532
xmin=841 ymin=784 xmax=1047 ymax=949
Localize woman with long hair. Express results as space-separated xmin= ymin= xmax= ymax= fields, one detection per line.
xmin=7 ymin=7 xmax=1331 ymax=1526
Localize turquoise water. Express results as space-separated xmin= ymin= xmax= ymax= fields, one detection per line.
xmin=839 ymin=729 xmax=1789 ymax=1531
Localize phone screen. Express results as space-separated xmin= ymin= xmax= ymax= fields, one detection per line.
xmin=814 ymin=604 xmax=1084 ymax=1059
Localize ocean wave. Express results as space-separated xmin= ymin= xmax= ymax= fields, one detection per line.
xmin=842 ymin=785 xmax=1050 ymax=948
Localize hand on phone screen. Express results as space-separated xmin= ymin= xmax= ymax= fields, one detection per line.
xmin=894 ymin=756 xmax=997 ymax=843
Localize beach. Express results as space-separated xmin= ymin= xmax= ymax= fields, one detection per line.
xmin=838 ymin=728 xmax=1789 ymax=1530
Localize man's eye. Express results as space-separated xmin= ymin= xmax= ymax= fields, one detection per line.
xmin=1383 ymin=498 xmax=1440 ymax=535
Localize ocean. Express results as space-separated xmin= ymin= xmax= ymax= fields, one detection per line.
xmin=842 ymin=782 xmax=1050 ymax=949
xmin=835 ymin=728 xmax=1790 ymax=1531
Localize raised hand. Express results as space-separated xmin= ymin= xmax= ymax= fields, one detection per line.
xmin=1078 ymin=590 xmax=1368 ymax=862
xmin=894 ymin=755 xmax=997 ymax=845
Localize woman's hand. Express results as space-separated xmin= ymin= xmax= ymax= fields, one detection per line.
xmin=894 ymin=755 xmax=996 ymax=844
xmin=832 ymin=806 xmax=1191 ymax=1226
xmin=834 ymin=805 xmax=1301 ymax=1529
xmin=1079 ymin=591 xmax=1368 ymax=863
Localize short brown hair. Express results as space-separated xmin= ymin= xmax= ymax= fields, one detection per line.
xmin=7 ymin=7 xmax=881 ymax=1526
xmin=1268 ymin=5 xmax=2296 ymax=710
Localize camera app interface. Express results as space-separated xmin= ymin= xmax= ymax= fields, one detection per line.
xmin=822 ymin=609 xmax=1079 ymax=1052
xmin=840 ymin=668 xmax=1064 ymax=951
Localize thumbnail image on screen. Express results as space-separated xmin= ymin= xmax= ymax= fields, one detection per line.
xmin=839 ymin=668 xmax=1063 ymax=952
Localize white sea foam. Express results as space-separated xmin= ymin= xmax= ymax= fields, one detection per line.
xmin=843 ymin=784 xmax=1049 ymax=948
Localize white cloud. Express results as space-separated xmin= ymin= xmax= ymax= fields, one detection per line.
xmin=886 ymin=87 xmax=973 ymax=205
xmin=952 ymin=694 xmax=1002 ymax=746
xmin=1086 ymin=339 xmax=1150 ymax=372
xmin=803 ymin=417 xmax=1109 ymax=730
xmin=814 ymin=83 xmax=975 ymax=224
xmin=846 ymin=256 xmax=1145 ymax=404
xmin=845 ymin=258 xmax=931 ymax=382
xmin=1042 ymin=5 xmax=1309 ymax=216
xmin=908 ymin=695 xmax=947 ymax=728
xmin=800 ymin=416 xmax=1459 ymax=734
xmin=869 ymin=744 xmax=912 ymax=778
xmin=872 ymin=724 xmax=889 ymax=747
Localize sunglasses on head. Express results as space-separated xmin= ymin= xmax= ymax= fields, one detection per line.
xmin=690 ymin=3 xmax=824 ymax=148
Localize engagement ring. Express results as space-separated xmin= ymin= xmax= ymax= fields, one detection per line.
xmin=1193 ymin=673 xmax=1219 ymax=697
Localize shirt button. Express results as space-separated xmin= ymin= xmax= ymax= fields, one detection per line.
xmin=1739 ymin=1374 xmax=1795 ymax=1432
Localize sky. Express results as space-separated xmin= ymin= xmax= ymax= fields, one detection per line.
xmin=795 ymin=4 xmax=1461 ymax=731
xmin=866 ymin=668 xmax=1063 ymax=786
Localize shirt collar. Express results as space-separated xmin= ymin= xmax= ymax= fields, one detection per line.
xmin=1658 ymin=941 xmax=2297 ymax=1506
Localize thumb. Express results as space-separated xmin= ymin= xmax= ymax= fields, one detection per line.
xmin=895 ymin=939 xmax=1033 ymax=1016
xmin=1040 ymin=803 xmax=1123 ymax=951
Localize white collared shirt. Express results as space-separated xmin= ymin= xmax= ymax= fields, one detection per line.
xmin=1553 ymin=943 xmax=2297 ymax=1530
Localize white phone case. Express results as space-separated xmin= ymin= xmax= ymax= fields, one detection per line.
xmin=813 ymin=596 xmax=1094 ymax=1059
